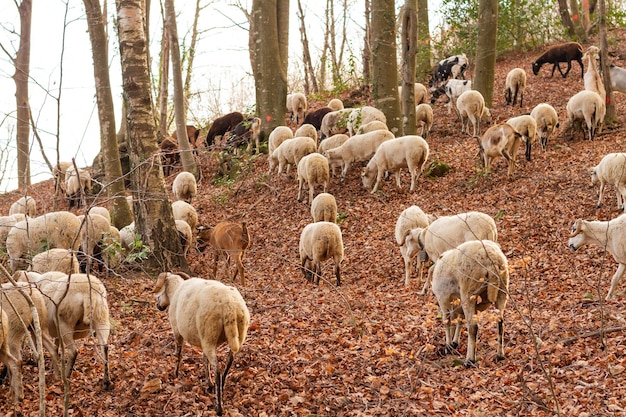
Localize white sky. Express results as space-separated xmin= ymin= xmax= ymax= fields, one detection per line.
xmin=0 ymin=0 xmax=442 ymax=192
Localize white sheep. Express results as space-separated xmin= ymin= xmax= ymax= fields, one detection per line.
xmin=54 ymin=161 xmax=73 ymax=193
xmin=347 ymin=106 xmax=387 ymax=136
xmin=399 ymin=83 xmax=429 ymax=113
xmin=0 ymin=215 xmax=24 ymax=264
xmin=317 ymin=134 xmax=349 ymax=176
xmin=504 ymin=68 xmax=527 ymax=107
xmin=172 ymin=171 xmax=197 ymax=203
xmin=30 ymin=248 xmax=79 ymax=274
xmin=506 ymin=115 xmax=537 ymax=162
xmin=65 ymin=166 xmax=92 ymax=209
xmin=153 ymin=272 xmax=250 ymax=416
xmin=431 ymin=239 xmax=509 ymax=365
xmin=415 ymin=103 xmax=434 ymax=139
xmin=566 ymin=90 xmax=605 ymax=141
xmin=6 ymin=211 xmax=82 ymax=272
xmin=406 ymin=211 xmax=498 ymax=295
xmin=395 ymin=205 xmax=431 ymax=287
xmin=324 ymin=129 xmax=395 ymax=182
xmin=297 ymin=152 xmax=330 ymax=204
xmin=443 ymin=79 xmax=473 ymax=114
xmin=361 ymin=135 xmax=429 ymax=193
xmin=172 ymin=200 xmax=198 ymax=231
xmin=354 ymin=120 xmax=389 ymax=135
xmin=456 ymin=90 xmax=486 ymax=137
xmin=530 ymin=103 xmax=560 ymax=150
xmin=589 ymin=153 xmax=626 ymax=211
xmin=77 ymin=213 xmax=111 ymax=273
xmin=294 ymin=123 xmax=318 ymax=142
xmin=87 ymin=206 xmax=111 ymax=225
xmin=609 ymin=63 xmax=626 ymax=94
xmin=311 ymin=192 xmax=338 ymax=223
xmin=0 ymin=307 xmax=21 ymax=403
xmin=478 ymin=123 xmax=524 ymax=177
xmin=8 ymin=196 xmax=36 ymax=218
xmin=327 ymin=98 xmax=344 ymax=111
xmin=271 ymin=136 xmax=317 ymax=176
xmin=21 ymin=271 xmax=111 ymax=389
xmin=320 ymin=108 xmax=353 ymax=139
xmin=286 ymin=92 xmax=307 ymax=125
xmin=568 ymin=216 xmax=626 ymax=299
xmin=119 ymin=222 xmax=135 ymax=251
xmin=299 ymin=221 xmax=344 ymax=285
xmin=175 ymin=219 xmax=193 ymax=257
xmin=267 ymin=126 xmax=294 ymax=159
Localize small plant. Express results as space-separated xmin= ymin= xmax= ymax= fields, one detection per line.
xmin=336 ymin=211 xmax=348 ymax=224
xmin=124 ymin=234 xmax=151 ymax=263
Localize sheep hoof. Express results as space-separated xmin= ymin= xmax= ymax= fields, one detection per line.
xmin=495 ymin=355 xmax=505 ymax=362
xmin=102 ymin=380 xmax=114 ymax=391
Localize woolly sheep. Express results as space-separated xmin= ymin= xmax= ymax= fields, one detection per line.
xmin=294 ymin=123 xmax=318 ymax=142
xmin=431 ymin=79 xmax=472 ymax=114
xmin=361 ymin=135 xmax=429 ymax=193
xmin=506 ymin=115 xmax=537 ymax=162
xmin=267 ymin=126 xmax=294 ymax=162
xmin=175 ymin=219 xmax=192 ymax=257
xmin=20 ymin=271 xmax=111 ymax=389
xmin=568 ymin=216 xmax=626 ymax=299
xmin=431 ymin=240 xmax=509 ymax=365
xmin=172 ymin=171 xmax=197 ymax=203
xmin=589 ymin=153 xmax=626 ymax=211
xmin=399 ymin=82 xmax=429 ymax=105
xmin=566 ymin=90 xmax=605 ymax=141
xmin=197 ymin=221 xmax=250 ymax=285
xmin=530 ymin=103 xmax=560 ymax=150
xmin=504 ymin=68 xmax=526 ymax=107
xmin=532 ymin=42 xmax=584 ymax=78
xmin=8 ymin=196 xmax=36 ymax=218
xmin=324 ymin=129 xmax=395 ymax=182
xmin=119 ymin=222 xmax=135 ymax=251
xmin=0 ymin=215 xmax=24 ymax=264
xmin=299 ymin=221 xmax=344 ymax=286
xmin=406 ymin=211 xmax=498 ymax=295
xmin=354 ymin=120 xmax=389 ymax=135
xmin=153 ymin=272 xmax=250 ymax=416
xmin=54 ymin=161 xmax=73 ymax=192
xmin=30 ymin=248 xmax=79 ymax=274
xmin=327 ymin=98 xmax=344 ymax=111
xmin=456 ymin=90 xmax=486 ymax=137
xmin=286 ymin=92 xmax=307 ymax=125
xmin=415 ymin=103 xmax=434 ymax=139
xmin=347 ymin=106 xmax=387 ymax=136
xmin=302 ymin=107 xmax=333 ymax=132
xmin=317 ymin=134 xmax=349 ymax=176
xmin=87 ymin=206 xmax=111 ymax=225
xmin=77 ymin=213 xmax=111 ymax=273
xmin=320 ymin=108 xmax=353 ymax=139
xmin=0 ymin=307 xmax=22 ymax=403
xmin=478 ymin=123 xmax=524 ymax=177
xmin=65 ymin=166 xmax=92 ymax=209
xmin=395 ymin=205 xmax=431 ymax=287
xmin=609 ymin=63 xmax=626 ymax=94
xmin=172 ymin=200 xmax=198 ymax=231
xmin=6 ymin=211 xmax=81 ymax=272
xmin=270 ymin=136 xmax=317 ymax=176
xmin=311 ymin=192 xmax=337 ymax=223
xmin=297 ymin=153 xmax=330 ymax=204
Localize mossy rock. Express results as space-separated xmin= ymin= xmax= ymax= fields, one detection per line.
xmin=425 ymin=160 xmax=451 ymax=178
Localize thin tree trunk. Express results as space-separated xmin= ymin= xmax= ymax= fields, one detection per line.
xmin=416 ymin=0 xmax=431 ymax=82
xmin=158 ymin=23 xmax=170 ymax=138
xmin=362 ymin=0 xmax=372 ymax=86
xmin=297 ymin=0 xmax=318 ymax=94
xmin=400 ymin=1 xmax=418 ymax=135
xmin=14 ymin=0 xmax=32 ymax=188
xmin=319 ymin=0 xmax=330 ymax=90
xmin=599 ymin=0 xmax=616 ymax=125
xmin=568 ymin=0 xmax=588 ymax=41
xmin=116 ymin=0 xmax=188 ymax=271
xmin=183 ymin=0 xmax=202 ymax=102
xmin=474 ymin=0 xmax=498 ymax=108
xmin=557 ymin=0 xmax=578 ymax=40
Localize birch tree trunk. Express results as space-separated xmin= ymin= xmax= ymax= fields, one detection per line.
xmin=362 ymin=0 xmax=372 ymax=86
xmin=116 ymin=0 xmax=188 ymax=271
xmin=473 ymin=0 xmax=498 ymax=108
xmin=400 ymin=1 xmax=418 ymax=135
xmin=157 ymin=24 xmax=170 ymax=138
xmin=14 ymin=0 xmax=32 ymax=188
xmin=84 ymin=0 xmax=133 ymax=229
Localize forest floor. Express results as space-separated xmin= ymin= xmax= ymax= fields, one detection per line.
xmin=2 ymin=29 xmax=626 ymax=417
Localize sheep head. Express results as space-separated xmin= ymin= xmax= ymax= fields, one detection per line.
xmin=153 ymin=272 xmax=171 ymax=311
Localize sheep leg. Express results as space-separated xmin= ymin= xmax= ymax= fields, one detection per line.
xmin=394 ymin=170 xmax=402 ymax=189
xmin=101 ymin=344 xmax=112 ymax=390
xmin=309 ymin=183 xmax=315 ymax=205
xmin=496 ymin=318 xmax=505 ymax=361
xmin=340 ymin=162 xmax=351 ymax=183
xmin=334 ymin=257 xmax=341 ymax=286
xmin=301 ymin=257 xmax=313 ymax=282
xmin=525 ymin=138 xmax=532 ymax=162
xmin=463 ymin=301 xmax=478 ymax=366
xmin=214 ymin=360 xmax=224 ymax=416
xmin=607 ymin=263 xmax=626 ymax=300
xmin=314 ymin=262 xmax=322 ymax=285
xmin=212 ymin=250 xmax=220 ymax=279
xmin=174 ymin=335 xmax=184 ymax=378
xmin=596 ymin=182 xmax=605 ymax=208
xmin=418 ymin=264 xmax=434 ymax=296
xmin=618 ymin=185 xmax=626 ymax=211
xmin=0 ymin=348 xmax=22 ymax=403
xmin=297 ymin=177 xmax=304 ymax=202
xmin=235 ymin=254 xmax=245 ymax=286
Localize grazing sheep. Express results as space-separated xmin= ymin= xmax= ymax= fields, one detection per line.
xmin=206 ymin=112 xmax=244 ymax=148
xmin=320 ymin=108 xmax=353 ymax=139
xmin=65 ymin=166 xmax=92 ymax=209
xmin=311 ymin=192 xmax=338 ymax=223
xmin=299 ymin=221 xmax=344 ymax=285
xmin=431 ymin=79 xmax=472 ymax=115
xmin=530 ymin=103 xmax=560 ymax=150
xmin=172 ymin=200 xmax=198 ymax=231
xmin=172 ymin=171 xmax=197 ymax=203
xmin=297 ymin=153 xmax=330 ymax=204
xmin=267 ymin=126 xmax=294 ymax=161
xmin=153 ymin=272 xmax=250 ymax=416
xmin=504 ymin=68 xmax=527 ymax=107
xmin=361 ymin=135 xmax=429 ymax=193
xmin=415 ymin=103 xmax=434 ymax=139
xmin=197 ymin=221 xmax=250 ymax=285
xmin=431 ymin=240 xmax=509 ymax=365
xmin=294 ymin=123 xmax=318 ymax=143
xmin=406 ymin=211 xmax=498 ymax=295
xmin=0 ymin=215 xmax=23 ymax=265
xmin=286 ymin=93 xmax=308 ymax=125
xmin=399 ymin=82 xmax=429 ymax=105
xmin=0 ymin=307 xmax=22 ymax=403
xmin=456 ymin=90 xmax=486 ymax=137
xmin=324 ymin=129 xmax=395 ymax=182
xmin=77 ymin=213 xmax=111 ymax=273
xmin=354 ymin=120 xmax=389 ymax=135
xmin=119 ymin=222 xmax=135 ymax=251
xmin=531 ymin=42 xmax=584 ymax=78
xmin=568 ymin=216 xmax=626 ymax=299
xmin=430 ymin=53 xmax=469 ymax=88
xmin=395 ymin=205 xmax=432 ymax=287
xmin=87 ymin=206 xmax=111 ymax=225
xmin=30 ymin=248 xmax=79 ymax=274
xmin=327 ymin=98 xmax=344 ymax=111
xmin=478 ymin=123 xmax=524 ymax=177
xmin=609 ymin=63 xmax=626 ymax=94
xmin=302 ymin=107 xmax=333 ymax=132
xmin=566 ymin=90 xmax=605 ymax=141
xmin=54 ymin=161 xmax=73 ymax=193
xmin=21 ymin=271 xmax=111 ymax=389
xmin=270 ymin=136 xmax=317 ymax=176
xmin=9 ymin=196 xmax=36 ymax=218
xmin=6 ymin=211 xmax=82 ymax=272
xmin=317 ymin=134 xmax=350 ymax=177
xmin=347 ymin=106 xmax=387 ymax=136
xmin=590 ymin=153 xmax=626 ymax=211
xmin=175 ymin=219 xmax=192 ymax=257
xmin=506 ymin=115 xmax=537 ymax=162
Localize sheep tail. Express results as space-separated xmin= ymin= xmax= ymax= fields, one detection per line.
xmin=487 ymin=265 xmax=507 ymax=304
xmin=82 ymin=296 xmax=94 ymax=326
xmin=223 ymin=311 xmax=244 ymax=354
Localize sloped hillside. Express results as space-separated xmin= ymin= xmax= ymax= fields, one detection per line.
xmin=2 ymin=31 xmax=626 ymax=416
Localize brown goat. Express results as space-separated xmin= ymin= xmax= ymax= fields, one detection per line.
xmin=197 ymin=221 xmax=250 ymax=285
